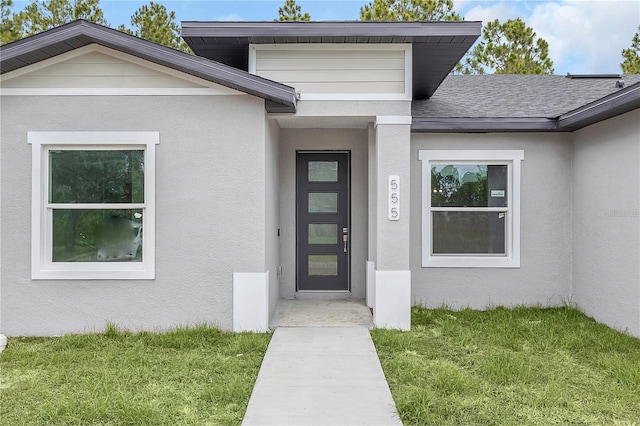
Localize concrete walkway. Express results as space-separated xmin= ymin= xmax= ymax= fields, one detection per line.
xmin=242 ymin=301 xmax=402 ymax=425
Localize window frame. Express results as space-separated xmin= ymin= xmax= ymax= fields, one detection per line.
xmin=418 ymin=150 xmax=524 ymax=268
xmin=29 ymin=131 xmax=159 ymax=279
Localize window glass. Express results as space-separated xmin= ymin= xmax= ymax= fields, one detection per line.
xmin=49 ymin=150 xmax=144 ymax=203
xmin=431 ymin=164 xmax=507 ymax=208
xmin=52 ymin=209 xmax=143 ymax=262
xmin=432 ymin=211 xmax=506 ymax=255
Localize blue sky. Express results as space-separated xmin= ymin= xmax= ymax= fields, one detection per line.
xmin=12 ymin=0 xmax=640 ymax=74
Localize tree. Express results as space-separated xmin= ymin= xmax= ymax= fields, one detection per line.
xmin=14 ymin=0 xmax=106 ymax=38
xmin=456 ymin=18 xmax=554 ymax=74
xmin=621 ymin=25 xmax=640 ymax=74
xmin=1 ymin=0 xmax=22 ymax=44
xmin=117 ymin=2 xmax=191 ymax=53
xmin=276 ymin=0 xmax=310 ymax=22
xmin=360 ymin=0 xmax=461 ymax=22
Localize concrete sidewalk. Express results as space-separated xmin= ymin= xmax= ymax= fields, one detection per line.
xmin=242 ymin=327 xmax=403 ymax=426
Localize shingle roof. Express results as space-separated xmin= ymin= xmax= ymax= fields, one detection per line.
xmin=412 ymin=74 xmax=640 ymax=132
xmin=413 ymin=74 xmax=640 ymax=118
xmin=0 ymin=20 xmax=297 ymax=112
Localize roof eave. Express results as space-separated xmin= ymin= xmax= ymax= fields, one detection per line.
xmin=557 ymin=81 xmax=640 ymax=131
xmin=411 ymin=117 xmax=559 ymax=133
xmin=1 ymin=20 xmax=297 ymax=112
xmin=181 ymin=21 xmax=482 ymax=39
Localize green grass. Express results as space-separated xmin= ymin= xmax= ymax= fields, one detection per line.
xmin=0 ymin=325 xmax=271 ymax=426
xmin=371 ymin=306 xmax=640 ymax=426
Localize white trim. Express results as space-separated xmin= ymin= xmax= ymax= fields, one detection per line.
xmin=373 ymin=270 xmax=411 ymax=330
xmin=418 ymin=150 xmax=524 ymax=268
xmin=250 ymin=43 xmax=412 ymax=101
xmin=1 ymin=44 xmax=243 ymax=96
xmin=29 ymin=131 xmax=159 ymax=280
xmin=233 ymin=271 xmax=270 ymax=332
xmin=375 ymin=116 xmax=412 ymax=126
xmin=0 ymin=88 xmax=243 ymax=96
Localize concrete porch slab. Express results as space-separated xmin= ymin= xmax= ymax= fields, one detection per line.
xmin=270 ymin=299 xmax=374 ymax=329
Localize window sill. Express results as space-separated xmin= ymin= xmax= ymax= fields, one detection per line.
xmin=423 ymin=256 xmax=520 ymax=268
xmin=32 ymin=266 xmax=154 ymax=280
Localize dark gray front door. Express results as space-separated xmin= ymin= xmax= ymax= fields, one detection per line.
xmin=296 ymin=152 xmax=350 ymax=291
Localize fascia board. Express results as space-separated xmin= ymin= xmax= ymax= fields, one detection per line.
xmin=181 ymin=21 xmax=483 ymax=39
xmin=411 ymin=117 xmax=558 ymax=133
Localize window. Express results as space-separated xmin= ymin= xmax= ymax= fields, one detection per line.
xmin=29 ymin=132 xmax=158 ymax=279
xmin=419 ymin=150 xmax=524 ymax=268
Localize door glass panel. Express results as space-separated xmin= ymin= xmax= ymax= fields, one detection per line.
xmin=308 ymin=161 xmax=338 ymax=182
xmin=308 ymin=224 xmax=337 ymax=244
xmin=308 ymin=193 xmax=338 ymax=213
xmin=308 ymin=255 xmax=338 ymax=276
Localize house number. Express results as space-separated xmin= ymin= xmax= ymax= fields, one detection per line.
xmin=388 ymin=175 xmax=400 ymax=221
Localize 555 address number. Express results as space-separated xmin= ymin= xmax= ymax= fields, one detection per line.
xmin=388 ymin=175 xmax=400 ymax=221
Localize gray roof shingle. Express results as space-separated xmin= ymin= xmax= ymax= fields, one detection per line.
xmin=412 ymin=74 xmax=640 ymax=119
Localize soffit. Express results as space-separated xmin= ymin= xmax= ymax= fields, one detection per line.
xmin=182 ymin=21 xmax=482 ymax=99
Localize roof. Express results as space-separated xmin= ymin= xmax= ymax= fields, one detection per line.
xmin=412 ymin=74 xmax=640 ymax=132
xmin=181 ymin=21 xmax=482 ymax=99
xmin=0 ymin=20 xmax=297 ymax=113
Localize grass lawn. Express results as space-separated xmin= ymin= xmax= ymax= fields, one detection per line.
xmin=0 ymin=325 xmax=270 ymax=425
xmin=371 ymin=306 xmax=640 ymax=425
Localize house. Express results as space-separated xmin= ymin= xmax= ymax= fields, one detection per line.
xmin=1 ymin=20 xmax=639 ymax=339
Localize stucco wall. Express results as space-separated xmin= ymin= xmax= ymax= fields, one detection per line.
xmin=279 ymin=128 xmax=368 ymax=299
xmin=572 ymin=110 xmax=640 ymax=337
xmin=265 ymin=118 xmax=281 ymax=319
xmin=410 ymin=133 xmax=573 ymax=309
xmin=1 ymin=94 xmax=267 ymax=335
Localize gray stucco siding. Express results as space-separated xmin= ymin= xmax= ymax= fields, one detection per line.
xmin=571 ymin=110 xmax=640 ymax=337
xmin=1 ymin=94 xmax=268 ymax=335
xmin=410 ymin=133 xmax=573 ymax=309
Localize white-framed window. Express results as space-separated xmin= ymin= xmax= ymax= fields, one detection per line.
xmin=29 ymin=132 xmax=159 ymax=279
xmin=418 ymin=150 xmax=524 ymax=268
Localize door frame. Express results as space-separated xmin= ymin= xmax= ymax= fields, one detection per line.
xmin=295 ymin=150 xmax=351 ymax=292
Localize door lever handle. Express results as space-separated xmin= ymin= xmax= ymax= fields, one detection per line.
xmin=343 ymin=235 xmax=348 ymax=253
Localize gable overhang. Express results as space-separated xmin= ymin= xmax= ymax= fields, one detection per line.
xmin=181 ymin=21 xmax=482 ymax=99
xmin=0 ymin=20 xmax=297 ymax=112
xmin=412 ymin=81 xmax=640 ymax=133
xmin=557 ymin=81 xmax=640 ymax=131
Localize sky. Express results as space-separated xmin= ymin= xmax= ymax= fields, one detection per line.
xmin=12 ymin=0 xmax=640 ymax=74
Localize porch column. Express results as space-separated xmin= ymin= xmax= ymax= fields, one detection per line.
xmin=372 ymin=116 xmax=412 ymax=330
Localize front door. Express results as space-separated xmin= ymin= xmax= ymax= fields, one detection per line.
xmin=296 ymin=152 xmax=350 ymax=291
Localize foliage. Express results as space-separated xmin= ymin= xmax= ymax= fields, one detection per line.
xmin=276 ymin=0 xmax=310 ymax=22
xmin=360 ymin=0 xmax=460 ymax=21
xmin=456 ymin=18 xmax=554 ymax=75
xmin=0 ymin=325 xmax=271 ymax=425
xmin=0 ymin=0 xmax=21 ymax=44
xmin=621 ymin=25 xmax=640 ymax=74
xmin=431 ymin=164 xmax=489 ymax=207
xmin=117 ymin=1 xmax=191 ymax=53
xmin=13 ymin=0 xmax=105 ymax=39
xmin=372 ymin=306 xmax=640 ymax=425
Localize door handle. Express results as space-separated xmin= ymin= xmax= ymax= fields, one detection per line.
xmin=343 ymin=235 xmax=348 ymax=253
